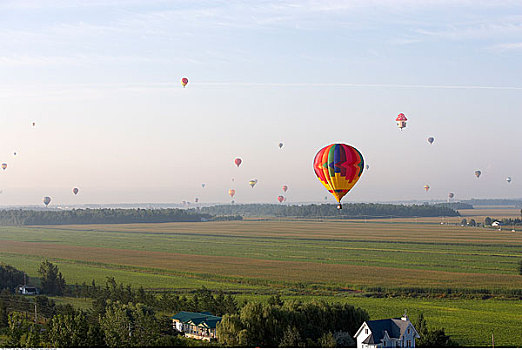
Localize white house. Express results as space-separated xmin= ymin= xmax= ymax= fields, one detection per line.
xmin=354 ymin=314 xmax=420 ymax=348
xmin=16 ymin=285 xmax=40 ymax=295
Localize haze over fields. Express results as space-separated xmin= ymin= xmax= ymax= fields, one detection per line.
xmin=1 ymin=0 xmax=521 ymax=206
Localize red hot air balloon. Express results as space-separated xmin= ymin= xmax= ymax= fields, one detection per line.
xmin=313 ymin=143 xmax=364 ymax=210
xmin=282 ymin=185 xmax=288 ymax=192
xmin=228 ymin=189 xmax=235 ymax=198
xmin=234 ymin=158 xmax=242 ymax=167
xmin=181 ymin=77 xmax=189 ymax=87
xmin=396 ymin=113 xmax=407 ymax=130
xmin=73 ymin=187 xmax=79 ymax=195
xmin=277 ymin=195 xmax=285 ymax=203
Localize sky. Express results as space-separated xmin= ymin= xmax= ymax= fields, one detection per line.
xmin=0 ymin=0 xmax=521 ymax=206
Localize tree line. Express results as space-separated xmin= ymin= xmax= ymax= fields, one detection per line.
xmin=0 ymin=208 xmax=216 ymax=225
xmin=200 ymin=203 xmax=460 ymax=218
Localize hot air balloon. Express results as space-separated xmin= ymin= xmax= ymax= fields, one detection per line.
xmin=201 ymin=184 xmax=206 ymax=188
xmin=277 ymin=195 xmax=285 ymax=203
xmin=396 ymin=113 xmax=407 ymax=130
xmin=506 ymin=177 xmax=512 ymax=183
xmin=324 ymin=196 xmax=328 ymax=201
xmin=1 ymin=163 xmax=7 ymax=170
xmin=181 ymin=77 xmax=189 ymax=87
xmin=13 ymin=152 xmax=16 ymax=156
xmin=427 ymin=137 xmax=434 ymax=144
xmin=282 ymin=185 xmax=288 ymax=192
xmin=448 ymin=192 xmax=455 ymax=199
xmin=366 ymin=164 xmax=369 ymax=170
xmin=43 ymin=196 xmax=51 ymax=207
xmin=249 ymin=179 xmax=258 ymax=188
xmin=313 ymin=143 xmax=364 ymax=210
xmin=475 ymin=170 xmax=481 ymax=178
xmin=424 ymin=185 xmax=430 ymax=192
xmin=32 ymin=122 xmax=36 ymax=127
xmin=195 ymin=198 xmax=199 ymax=203
xmin=279 ymin=142 xmax=284 ymax=149
xmin=73 ymin=187 xmax=79 ymax=195
xmin=228 ymin=189 xmax=235 ymax=198
xmin=234 ymin=158 xmax=242 ymax=167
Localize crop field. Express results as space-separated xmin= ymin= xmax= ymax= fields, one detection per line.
xmin=0 ymin=211 xmax=521 ymax=346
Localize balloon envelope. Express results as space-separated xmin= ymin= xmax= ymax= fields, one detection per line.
xmin=43 ymin=196 xmax=51 ymax=206
xmin=448 ymin=192 xmax=455 ymax=199
xmin=201 ymin=184 xmax=205 ymax=188
xmin=313 ymin=143 xmax=364 ymax=204
xmin=234 ymin=158 xmax=242 ymax=167
xmin=181 ymin=77 xmax=189 ymax=87
xmin=279 ymin=142 xmax=283 ymax=149
xmin=1 ymin=163 xmax=6 ymax=170
xmin=73 ymin=187 xmax=79 ymax=195
xmin=475 ymin=170 xmax=481 ymax=178
xmin=506 ymin=177 xmax=512 ymax=183
xmin=424 ymin=185 xmax=430 ymax=192
xmin=428 ymin=137 xmax=434 ymax=144
xmin=277 ymin=195 xmax=285 ymax=203
xmin=228 ymin=189 xmax=235 ymax=197
xmin=249 ymin=179 xmax=258 ymax=188
xmin=282 ymin=185 xmax=288 ymax=192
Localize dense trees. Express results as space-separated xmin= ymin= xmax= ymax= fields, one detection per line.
xmin=414 ymin=313 xmax=458 ymax=347
xmin=200 ymin=203 xmax=460 ymax=218
xmin=38 ymin=260 xmax=66 ymax=296
xmin=0 ymin=208 xmax=213 ymax=225
xmin=217 ymin=299 xmax=369 ymax=347
xmin=0 ymin=263 xmax=25 ymax=291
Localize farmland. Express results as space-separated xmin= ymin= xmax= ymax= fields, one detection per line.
xmin=0 ymin=210 xmax=521 ymax=346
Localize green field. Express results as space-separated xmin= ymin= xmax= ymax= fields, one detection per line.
xmin=0 ymin=213 xmax=521 ymax=346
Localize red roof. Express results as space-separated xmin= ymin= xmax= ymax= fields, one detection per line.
xmin=396 ymin=113 xmax=407 ymax=121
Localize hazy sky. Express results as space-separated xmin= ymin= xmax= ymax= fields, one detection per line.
xmin=1 ymin=0 xmax=521 ymax=206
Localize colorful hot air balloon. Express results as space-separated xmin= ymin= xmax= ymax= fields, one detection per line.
xmin=43 ymin=196 xmax=51 ymax=207
xmin=249 ymin=179 xmax=258 ymax=188
xmin=396 ymin=113 xmax=407 ymax=130
xmin=228 ymin=189 xmax=235 ymax=198
xmin=279 ymin=142 xmax=284 ymax=149
xmin=475 ymin=170 xmax=481 ymax=178
xmin=427 ymin=137 xmax=434 ymax=144
xmin=1 ymin=163 xmax=7 ymax=170
xmin=448 ymin=192 xmax=455 ymax=199
xmin=424 ymin=185 xmax=430 ymax=192
xmin=234 ymin=158 xmax=242 ymax=167
xmin=73 ymin=187 xmax=79 ymax=195
xmin=313 ymin=143 xmax=364 ymax=209
xmin=277 ymin=195 xmax=285 ymax=203
xmin=181 ymin=77 xmax=189 ymax=87
xmin=506 ymin=177 xmax=512 ymax=183
xmin=282 ymin=185 xmax=288 ymax=192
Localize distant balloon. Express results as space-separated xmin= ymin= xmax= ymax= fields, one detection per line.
xmin=475 ymin=170 xmax=482 ymax=178
xmin=313 ymin=143 xmax=364 ymax=210
xmin=73 ymin=187 xmax=79 ymax=195
xmin=43 ymin=196 xmax=51 ymax=207
xmin=366 ymin=164 xmax=369 ymax=170
xmin=396 ymin=113 xmax=407 ymax=130
xmin=282 ymin=185 xmax=288 ymax=192
xmin=279 ymin=142 xmax=284 ymax=149
xmin=181 ymin=77 xmax=189 ymax=87
xmin=195 ymin=198 xmax=199 ymax=203
xmin=1 ymin=163 xmax=6 ymax=170
xmin=13 ymin=152 xmax=17 ymax=156
xmin=424 ymin=185 xmax=430 ymax=192
xmin=32 ymin=122 xmax=36 ymax=127
xmin=234 ymin=158 xmax=242 ymax=167
xmin=231 ymin=178 xmax=235 ymax=182
xmin=427 ymin=137 xmax=434 ymax=144
xmin=249 ymin=179 xmax=258 ymax=188
xmin=506 ymin=177 xmax=512 ymax=183
xmin=324 ymin=196 xmax=328 ymax=201
xmin=277 ymin=195 xmax=285 ymax=203
xmin=201 ymin=184 xmax=206 ymax=188
xmin=448 ymin=192 xmax=455 ymax=199
xmin=228 ymin=189 xmax=235 ymax=198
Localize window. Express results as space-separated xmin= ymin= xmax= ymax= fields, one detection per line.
xmin=365 ymin=328 xmax=369 ymax=334
xmin=408 ymin=328 xmax=410 ymax=334
xmin=407 ymin=340 xmax=412 ymax=347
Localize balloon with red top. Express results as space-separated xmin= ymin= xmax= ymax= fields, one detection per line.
xmin=282 ymin=185 xmax=288 ymax=192
xmin=73 ymin=187 xmax=79 ymax=195
xmin=234 ymin=158 xmax=242 ymax=167
xmin=396 ymin=113 xmax=407 ymax=130
xmin=277 ymin=195 xmax=285 ymax=203
xmin=181 ymin=77 xmax=189 ymax=87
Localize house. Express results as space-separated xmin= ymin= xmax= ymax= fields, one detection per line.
xmin=16 ymin=285 xmax=40 ymax=295
xmin=172 ymin=311 xmax=222 ymax=341
xmin=354 ymin=313 xmax=420 ymax=348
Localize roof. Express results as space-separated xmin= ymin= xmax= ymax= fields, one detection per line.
xmin=358 ymin=318 xmax=417 ymax=345
xmin=396 ymin=113 xmax=407 ymax=121
xmin=172 ymin=311 xmax=222 ymax=329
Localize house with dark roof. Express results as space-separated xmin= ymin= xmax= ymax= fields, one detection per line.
xmin=16 ymin=285 xmax=39 ymax=295
xmin=354 ymin=313 xmax=420 ymax=348
xmin=171 ymin=311 xmax=222 ymax=341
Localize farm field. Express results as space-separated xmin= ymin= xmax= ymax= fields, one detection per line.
xmin=0 ymin=211 xmax=521 ymax=346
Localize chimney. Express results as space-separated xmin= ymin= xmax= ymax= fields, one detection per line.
xmin=401 ymin=310 xmax=409 ymax=321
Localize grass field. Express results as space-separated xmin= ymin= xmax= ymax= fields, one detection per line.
xmin=0 ymin=210 xmax=521 ymax=346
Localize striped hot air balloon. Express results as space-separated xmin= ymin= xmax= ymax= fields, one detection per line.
xmin=313 ymin=143 xmax=364 ymax=210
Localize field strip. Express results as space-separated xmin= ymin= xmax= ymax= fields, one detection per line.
xmin=1 ymin=239 xmax=520 ymax=289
